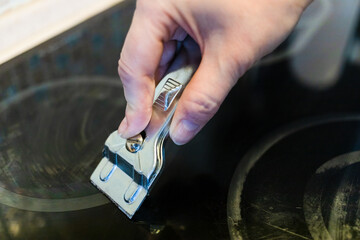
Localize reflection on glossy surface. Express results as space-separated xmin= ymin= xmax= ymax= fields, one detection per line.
xmin=0 ymin=77 xmax=123 ymax=210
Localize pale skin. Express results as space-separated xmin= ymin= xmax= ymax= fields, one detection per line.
xmin=118 ymin=0 xmax=313 ymax=145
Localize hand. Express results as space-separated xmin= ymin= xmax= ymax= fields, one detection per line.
xmin=117 ymin=0 xmax=312 ymax=145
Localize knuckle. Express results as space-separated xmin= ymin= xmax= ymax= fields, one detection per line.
xmin=118 ymin=57 xmax=154 ymax=102
xmin=217 ymin=45 xmax=255 ymax=86
xmin=182 ymin=90 xmax=221 ymax=123
xmin=232 ymin=47 xmax=255 ymax=77
xmin=117 ymin=58 xmax=137 ymax=87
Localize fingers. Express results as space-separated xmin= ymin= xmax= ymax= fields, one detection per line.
xmin=118 ymin=2 xmax=177 ymax=138
xmin=169 ymin=56 xmax=239 ymax=145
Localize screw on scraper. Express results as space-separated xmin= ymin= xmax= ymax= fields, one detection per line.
xmin=90 ymin=39 xmax=201 ymax=219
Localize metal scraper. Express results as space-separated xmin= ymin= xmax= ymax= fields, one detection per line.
xmin=90 ymin=38 xmax=200 ymax=219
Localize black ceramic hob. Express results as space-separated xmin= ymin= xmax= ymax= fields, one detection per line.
xmin=0 ymin=1 xmax=360 ymax=239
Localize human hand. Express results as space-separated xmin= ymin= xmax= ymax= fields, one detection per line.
xmin=117 ymin=0 xmax=313 ymax=145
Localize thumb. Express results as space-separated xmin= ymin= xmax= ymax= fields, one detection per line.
xmin=169 ymin=56 xmax=240 ymax=145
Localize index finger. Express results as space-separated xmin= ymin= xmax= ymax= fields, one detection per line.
xmin=117 ymin=2 xmax=176 ymax=138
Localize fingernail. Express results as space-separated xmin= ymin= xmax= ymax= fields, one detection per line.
xmin=171 ymin=120 xmax=199 ymax=145
xmin=118 ymin=117 xmax=128 ymax=137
